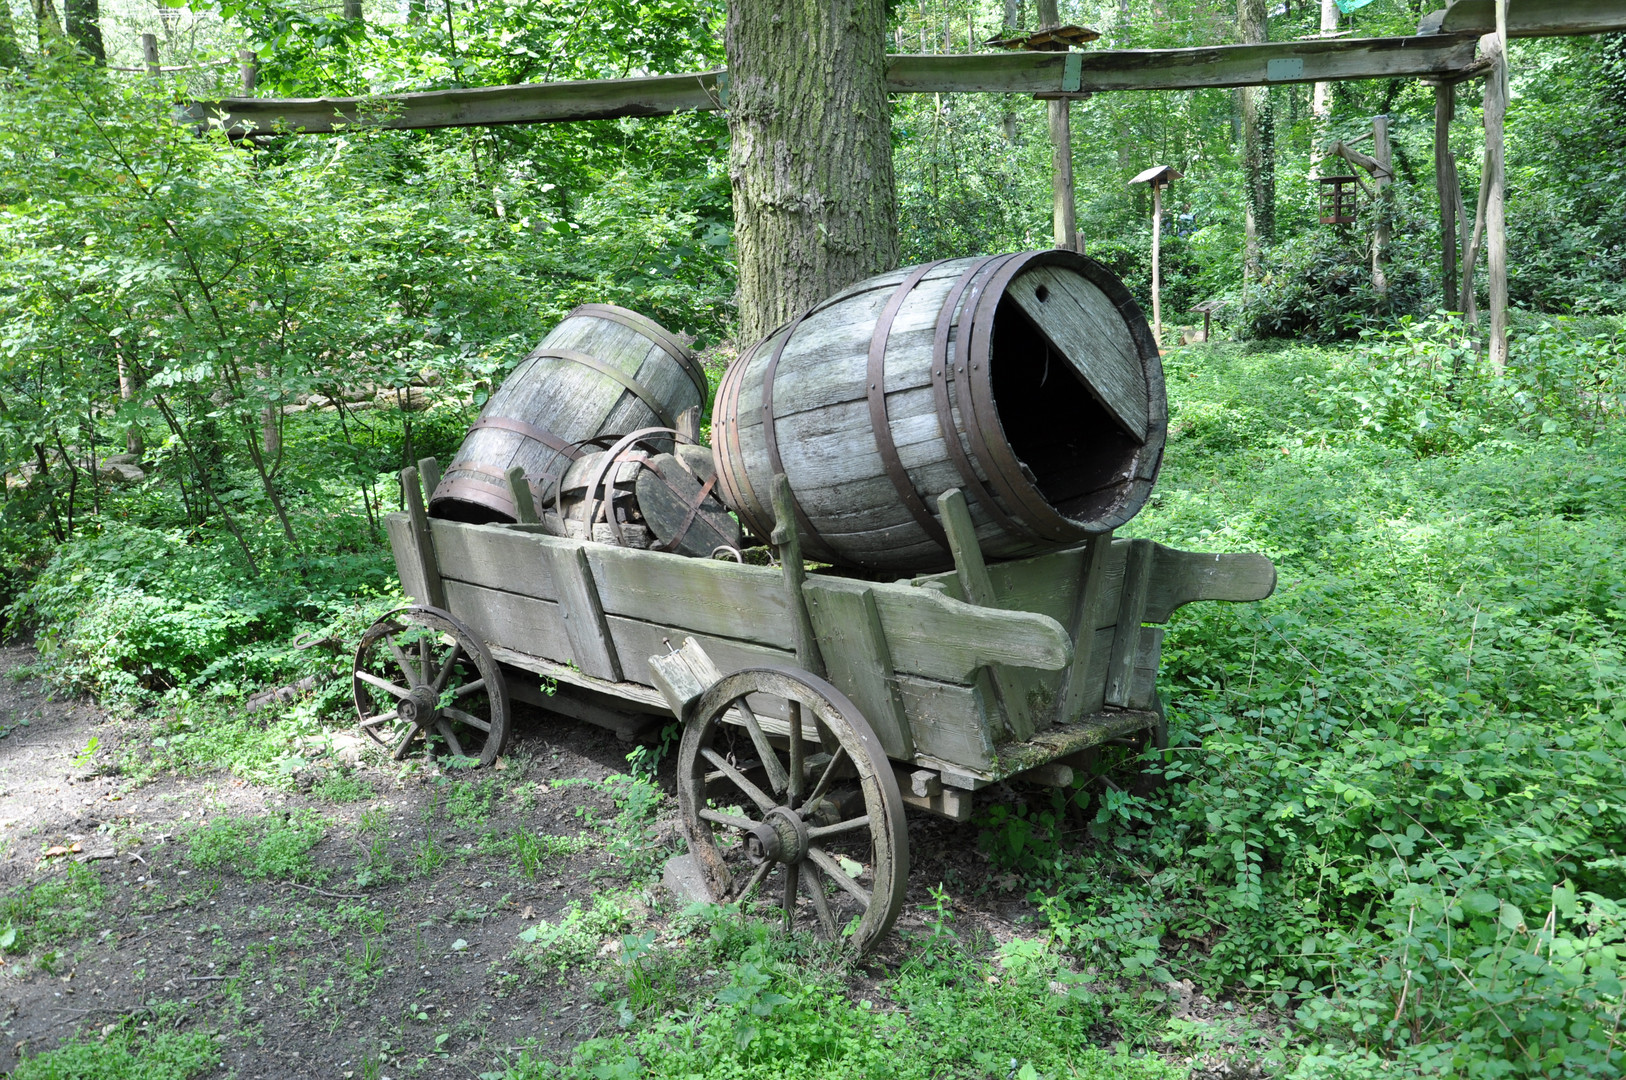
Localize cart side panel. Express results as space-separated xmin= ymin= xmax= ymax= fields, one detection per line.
xmin=386 ymin=512 xmax=434 ymax=606
xmin=894 ymin=676 xmax=998 ymax=770
xmin=603 ymin=615 xmax=795 ymax=695
xmin=429 ymin=520 xmax=561 ymax=600
xmin=440 ymin=581 xmax=573 ymax=663
xmin=585 ymin=544 xmax=794 ymax=650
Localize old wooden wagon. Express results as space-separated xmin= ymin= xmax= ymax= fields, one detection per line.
xmin=359 ymin=460 xmax=1275 ymax=952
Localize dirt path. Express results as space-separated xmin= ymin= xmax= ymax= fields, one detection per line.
xmin=0 ymin=645 xmax=1037 ymax=1078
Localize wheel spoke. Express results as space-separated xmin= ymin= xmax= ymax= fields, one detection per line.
xmin=359 ymin=710 xmax=399 ymax=729
xmin=782 ymin=863 xmax=799 ymax=931
xmin=802 ymin=864 xmax=838 ymax=936
xmin=804 ymin=746 xmax=850 ymax=808
xmin=355 ymin=669 xmax=411 ymax=700
xmin=701 ymin=748 xmax=776 ymax=812
xmin=806 ymin=847 xmax=872 ymax=907
xmin=807 ymin=815 xmax=870 ymax=841
xmin=385 ymin=637 xmax=421 ymax=687
xmin=730 ymin=698 xmax=789 ymax=796
xmin=730 ymin=859 xmax=773 ymax=903
xmin=699 ymin=807 xmax=758 ymax=833
xmin=418 ymin=634 xmax=431 ymax=687
xmin=442 ymin=706 xmax=491 ymax=732
xmin=451 ymin=678 xmax=486 ymax=699
xmin=787 ymin=702 xmax=806 ymax=802
xmin=390 ymin=726 xmax=419 ymax=760
xmin=436 ymin=721 xmax=465 ymax=759
xmin=431 ymin=641 xmax=462 ymax=693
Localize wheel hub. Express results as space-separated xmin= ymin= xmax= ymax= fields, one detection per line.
xmin=399 ymin=685 xmax=440 ymax=729
xmin=744 ymin=806 xmax=810 ymax=866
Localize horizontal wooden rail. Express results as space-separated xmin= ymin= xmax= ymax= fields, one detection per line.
xmin=1419 ymin=0 xmax=1626 ymax=38
xmin=185 ymin=33 xmax=1484 ymax=136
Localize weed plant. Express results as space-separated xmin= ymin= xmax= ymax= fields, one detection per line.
xmin=186 ymin=811 xmax=328 ymax=882
xmin=980 ymin=323 xmax=1626 ymax=1078
xmin=0 ymin=863 xmax=105 ymax=964
xmin=11 ymin=1005 xmax=218 ymax=1080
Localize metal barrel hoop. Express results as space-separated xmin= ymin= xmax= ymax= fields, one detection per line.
xmin=565 ymin=302 xmax=708 ymax=404
xmin=866 ymin=258 xmax=953 ymax=558
xmin=576 ymin=427 xmax=686 ymax=546
xmin=529 ymin=348 xmax=680 ymax=431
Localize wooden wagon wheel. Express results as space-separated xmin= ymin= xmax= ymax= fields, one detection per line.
xmin=677 ymin=666 xmax=909 ymax=954
xmin=353 ymin=606 xmax=510 ymax=766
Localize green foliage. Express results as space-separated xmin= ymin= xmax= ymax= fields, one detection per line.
xmin=12 ymin=1007 xmax=218 ymax=1080
xmin=0 ymin=863 xmax=105 ymax=960
xmin=186 ymin=810 xmax=327 ymax=881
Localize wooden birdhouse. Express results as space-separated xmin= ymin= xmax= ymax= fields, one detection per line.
xmin=1319 ymin=175 xmax=1359 ymax=225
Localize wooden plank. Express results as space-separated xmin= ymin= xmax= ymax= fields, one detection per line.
xmin=539 ymin=543 xmax=622 ymax=682
xmin=442 ymin=580 xmax=572 ymax=663
xmin=893 ymin=772 xmax=974 ymax=821
xmin=1144 ymin=544 xmax=1277 ymax=623
xmin=418 ymin=456 xmax=443 ymax=500
xmin=1005 ymin=267 xmax=1149 ymax=443
xmin=489 ymin=643 xmax=671 ymax=714
xmin=893 ymin=675 xmax=997 ymax=771
xmin=186 ymin=36 xmax=1481 ymax=137
xmin=1104 ymin=540 xmax=1153 ymax=708
xmin=772 ymin=473 xmax=825 ymax=675
xmin=818 ymin=576 xmax=1071 ymax=684
xmin=585 ymin=543 xmax=793 ymax=650
xmin=1060 ymin=534 xmax=1115 ymax=721
xmin=1423 ymin=0 xmax=1626 ymax=38
xmin=938 ymin=487 xmax=1034 ymax=740
xmin=401 ymin=467 xmax=446 ymax=609
xmin=802 ymin=578 xmax=914 ymax=760
xmin=384 ymin=512 xmax=431 ymax=607
xmin=1126 ymin=627 xmax=1165 ymax=711
xmin=505 ymin=465 xmax=540 ymax=524
xmin=430 ymin=520 xmax=558 ymax=600
xmin=600 ymin=615 xmax=796 ymax=709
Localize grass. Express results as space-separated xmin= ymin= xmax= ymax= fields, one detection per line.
xmin=0 ymin=863 xmax=106 ymax=962
xmin=185 ymin=810 xmax=327 ymax=882
xmin=13 ymin=1009 xmax=218 ymax=1080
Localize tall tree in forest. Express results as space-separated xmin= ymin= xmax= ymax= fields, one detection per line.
xmin=726 ymin=0 xmax=899 ymax=342
xmin=1237 ymin=0 xmax=1274 ymax=280
xmin=64 ymin=0 xmax=104 ymax=63
xmin=0 ymin=0 xmax=22 ymax=67
xmin=31 ymin=0 xmax=64 ymax=49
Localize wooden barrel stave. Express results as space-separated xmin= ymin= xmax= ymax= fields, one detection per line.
xmin=432 ymin=306 xmax=702 ymax=523
xmin=712 ymin=251 xmax=1165 ymax=571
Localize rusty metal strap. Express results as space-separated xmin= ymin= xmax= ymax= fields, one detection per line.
xmin=565 ymin=304 xmax=708 ymax=403
xmin=531 ymin=349 xmax=678 ymax=430
xmin=469 ymin=416 xmax=582 ymax=462
xmin=652 ymin=473 xmax=719 ymax=553
xmin=868 ymin=260 xmax=952 ymax=554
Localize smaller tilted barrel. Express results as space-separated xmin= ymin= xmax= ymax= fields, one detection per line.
xmin=431 ymin=305 xmax=706 ymax=524
xmin=711 ymin=250 xmax=1167 ymax=572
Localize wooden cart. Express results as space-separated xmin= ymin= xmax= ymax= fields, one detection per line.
xmin=358 ymin=460 xmax=1275 ymax=952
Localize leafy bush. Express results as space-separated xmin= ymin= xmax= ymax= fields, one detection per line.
xmin=1238 ymin=227 xmax=1433 ymax=343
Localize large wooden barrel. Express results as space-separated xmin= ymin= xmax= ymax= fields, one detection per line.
xmin=712 ymin=250 xmax=1167 ymax=571
xmin=431 ymin=305 xmax=706 ymax=524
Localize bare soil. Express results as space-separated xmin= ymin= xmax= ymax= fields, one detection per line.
xmin=0 ymin=644 xmax=1044 ymax=1078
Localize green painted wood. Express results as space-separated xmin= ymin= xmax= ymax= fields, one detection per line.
xmin=429 ymin=520 xmax=561 ymax=599
xmin=938 ymin=487 xmax=1035 ymax=740
xmin=893 ymin=675 xmax=997 ymax=770
xmin=541 ymin=542 xmax=622 ymax=682
xmin=442 ymin=580 xmax=572 ymax=661
xmin=1144 ymin=545 xmax=1277 ymax=622
xmin=418 ymin=457 xmax=443 ymax=501
xmin=803 ymin=578 xmax=915 ymax=760
xmin=1060 ymin=534 xmax=1114 ymax=720
xmin=1104 ymin=539 xmax=1154 ymax=708
xmin=505 ymin=465 xmax=541 ymax=524
xmin=384 ymin=512 xmax=431 ymax=607
xmin=585 ymin=544 xmax=793 ymax=650
xmin=401 ymin=466 xmax=446 ymax=609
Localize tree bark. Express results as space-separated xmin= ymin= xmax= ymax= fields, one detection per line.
xmin=727 ymin=0 xmax=899 ymax=343
xmin=1434 ymin=83 xmax=1458 ymax=311
xmin=1483 ymin=7 xmax=1510 ymax=374
xmin=1371 ymin=114 xmax=1391 ymax=296
xmin=1237 ymin=0 xmax=1274 ymax=281
xmin=64 ymin=0 xmax=102 ymax=62
xmin=1001 ymin=0 xmax=1019 ymax=142
xmin=0 ymin=0 xmax=22 ymax=67
xmin=32 ymin=0 xmax=63 ymax=49
xmin=1310 ymin=0 xmax=1337 ymax=168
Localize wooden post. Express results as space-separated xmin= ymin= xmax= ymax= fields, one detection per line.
xmin=1150 ymin=180 xmax=1162 ymax=346
xmin=1434 ymin=83 xmax=1458 ymax=311
xmin=1484 ymin=1 xmax=1510 ymax=373
xmin=140 ymin=32 xmax=158 ymax=79
xmin=1371 ymin=114 xmax=1391 ymax=297
xmin=239 ymin=48 xmax=257 ymax=95
xmin=1038 ymin=0 xmax=1078 ymax=253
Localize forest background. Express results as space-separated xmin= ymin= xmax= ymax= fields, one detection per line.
xmin=0 ymin=0 xmax=1624 ymax=1077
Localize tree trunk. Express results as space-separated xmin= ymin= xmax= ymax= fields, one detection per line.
xmin=1371 ymin=114 xmax=1392 ymax=296
xmin=64 ymin=0 xmax=102 ymax=62
xmin=1434 ymin=83 xmax=1458 ymax=311
xmin=1310 ymin=0 xmax=1337 ymax=167
xmin=1001 ymin=0 xmax=1019 ymax=143
xmin=32 ymin=0 xmax=63 ymax=49
xmin=1237 ymin=0 xmax=1274 ymax=281
xmin=727 ymin=0 xmax=899 ymax=342
xmin=0 ymin=0 xmax=22 ymax=67
xmin=1483 ymin=6 xmax=1510 ymax=374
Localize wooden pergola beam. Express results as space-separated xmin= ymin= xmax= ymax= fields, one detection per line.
xmin=185 ymin=34 xmax=1481 ymax=136
xmin=1419 ymin=0 xmax=1626 ymax=38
